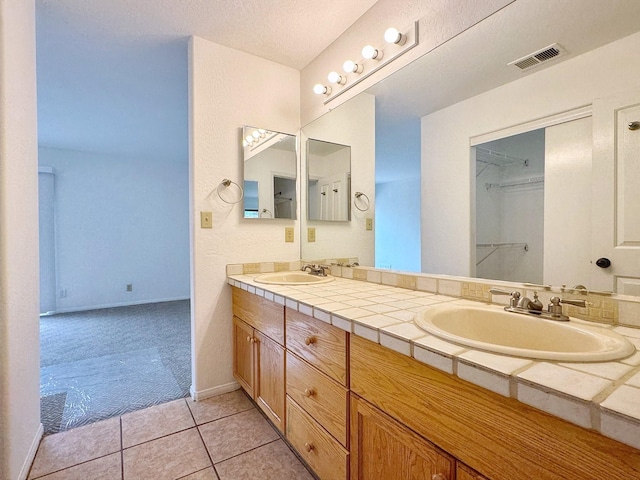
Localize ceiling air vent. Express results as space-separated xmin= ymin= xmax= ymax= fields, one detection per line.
xmin=509 ymin=43 xmax=567 ymax=71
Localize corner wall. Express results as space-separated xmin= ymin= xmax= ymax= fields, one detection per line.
xmin=0 ymin=0 xmax=42 ymax=478
xmin=189 ymin=37 xmax=300 ymax=397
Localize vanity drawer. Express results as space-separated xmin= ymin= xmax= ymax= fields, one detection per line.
xmin=232 ymin=287 xmax=284 ymax=345
xmin=286 ymin=351 xmax=348 ymax=447
xmin=286 ymin=308 xmax=348 ymax=385
xmin=286 ymin=396 xmax=349 ymax=480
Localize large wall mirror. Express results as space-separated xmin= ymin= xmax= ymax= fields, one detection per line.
xmin=242 ymin=126 xmax=297 ymax=219
xmin=307 ymin=139 xmax=351 ymax=222
xmin=300 ymin=0 xmax=640 ymax=297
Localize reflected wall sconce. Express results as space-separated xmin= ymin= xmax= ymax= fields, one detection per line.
xmin=242 ymin=128 xmax=272 ymax=148
xmin=312 ymin=21 xmax=418 ymax=104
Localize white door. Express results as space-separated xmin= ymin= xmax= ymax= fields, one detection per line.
xmin=591 ymin=91 xmax=640 ymax=294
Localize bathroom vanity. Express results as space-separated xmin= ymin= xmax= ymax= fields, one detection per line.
xmin=230 ymin=272 xmax=640 ymax=480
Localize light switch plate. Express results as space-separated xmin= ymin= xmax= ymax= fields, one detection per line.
xmin=200 ymin=211 xmax=212 ymax=229
xmin=307 ymin=227 xmax=316 ymax=242
xmin=366 ymin=217 xmax=373 ymax=231
xmin=285 ymin=227 xmax=294 ymax=242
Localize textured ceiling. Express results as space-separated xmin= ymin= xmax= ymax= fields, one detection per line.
xmin=35 ymin=0 xmax=378 ymax=159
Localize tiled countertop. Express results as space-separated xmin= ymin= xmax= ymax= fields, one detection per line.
xmin=227 ymin=274 xmax=640 ymax=451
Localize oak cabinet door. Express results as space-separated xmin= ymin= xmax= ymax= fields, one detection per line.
xmin=233 ymin=316 xmax=255 ymax=397
xmin=351 ymin=394 xmax=454 ymax=480
xmin=255 ymin=329 xmax=286 ymax=432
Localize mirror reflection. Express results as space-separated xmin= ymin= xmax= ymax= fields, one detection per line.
xmin=307 ymin=139 xmax=351 ymax=222
xmin=300 ymin=0 xmax=640 ymax=296
xmin=242 ymin=126 xmax=297 ymax=219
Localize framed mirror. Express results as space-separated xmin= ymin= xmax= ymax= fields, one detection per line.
xmin=242 ymin=126 xmax=297 ymax=219
xmin=299 ymin=0 xmax=640 ymax=296
xmin=307 ymin=139 xmax=351 ymax=222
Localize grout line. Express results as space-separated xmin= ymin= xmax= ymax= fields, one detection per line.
xmin=187 ymin=397 xmax=221 ymax=479
xmin=120 ymin=417 xmax=124 ymax=480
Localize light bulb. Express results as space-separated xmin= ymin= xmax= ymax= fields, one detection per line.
xmin=384 ymin=27 xmax=404 ymax=45
xmin=242 ymin=140 xmax=249 ymax=147
xmin=252 ymin=131 xmax=260 ymax=139
xmin=313 ymin=83 xmax=331 ymax=95
xmin=362 ymin=45 xmax=382 ymax=60
xmin=327 ymin=71 xmax=345 ymax=85
xmin=245 ymin=135 xmax=254 ymax=144
xmin=258 ymin=129 xmax=266 ymax=134
xmin=343 ymin=60 xmax=363 ymax=74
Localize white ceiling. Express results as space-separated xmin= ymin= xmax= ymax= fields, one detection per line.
xmin=35 ymin=0 xmax=378 ymax=160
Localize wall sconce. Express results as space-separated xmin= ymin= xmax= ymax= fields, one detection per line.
xmin=328 ymin=71 xmax=346 ymax=85
xmin=362 ymin=45 xmax=383 ymax=61
xmin=313 ymin=21 xmax=418 ymax=104
xmin=343 ymin=60 xmax=363 ymax=74
xmin=313 ymin=83 xmax=332 ymax=95
xmin=384 ymin=27 xmax=406 ymax=45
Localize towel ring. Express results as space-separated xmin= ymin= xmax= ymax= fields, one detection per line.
xmin=217 ymin=179 xmax=244 ymax=204
xmin=259 ymin=208 xmax=273 ymax=218
xmin=353 ymin=192 xmax=370 ymax=212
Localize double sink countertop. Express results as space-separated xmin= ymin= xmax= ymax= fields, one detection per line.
xmin=227 ymin=273 xmax=640 ymax=451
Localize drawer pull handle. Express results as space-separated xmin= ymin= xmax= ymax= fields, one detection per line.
xmin=304 ymin=336 xmax=316 ymax=345
xmin=305 ymin=442 xmax=314 ymax=452
xmin=432 ymin=475 xmax=446 ymax=480
xmin=304 ymin=388 xmax=315 ymax=397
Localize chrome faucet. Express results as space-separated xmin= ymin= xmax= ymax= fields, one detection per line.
xmin=301 ymin=264 xmax=330 ymax=276
xmin=489 ymin=288 xmax=586 ymax=321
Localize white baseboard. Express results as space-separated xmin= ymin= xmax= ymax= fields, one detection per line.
xmin=18 ymin=423 xmax=43 ymax=480
xmin=190 ymin=381 xmax=240 ymax=401
xmin=46 ymin=296 xmax=190 ymax=315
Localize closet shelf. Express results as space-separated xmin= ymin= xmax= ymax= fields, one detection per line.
xmin=485 ymin=176 xmax=544 ymax=190
xmin=476 ymin=242 xmax=529 ymax=266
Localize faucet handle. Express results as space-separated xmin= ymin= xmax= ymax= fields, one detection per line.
xmin=489 ymin=288 xmax=521 ymax=308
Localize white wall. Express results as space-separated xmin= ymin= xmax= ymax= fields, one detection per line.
xmin=421 ymin=31 xmax=640 ymax=277
xmin=189 ymin=37 xmax=300 ymax=398
xmin=375 ymin=178 xmax=421 ymax=271
xmin=0 ymin=1 xmax=42 ymax=479
xmin=301 ymin=93 xmax=375 ymax=264
xmin=38 ymin=147 xmax=189 ymax=312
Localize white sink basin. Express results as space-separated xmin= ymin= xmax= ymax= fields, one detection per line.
xmin=254 ymin=271 xmax=334 ymax=285
xmin=414 ymin=303 xmax=635 ymax=362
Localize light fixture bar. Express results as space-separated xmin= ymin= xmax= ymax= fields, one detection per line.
xmin=322 ymin=21 xmax=418 ymax=105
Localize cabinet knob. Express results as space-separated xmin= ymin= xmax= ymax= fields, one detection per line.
xmin=304 ymin=336 xmax=316 ymax=345
xmin=304 ymin=388 xmax=315 ymax=397
xmin=246 ymin=336 xmax=251 ymax=342
xmin=305 ymin=442 xmax=314 ymax=452
xmin=432 ymin=475 xmax=446 ymax=480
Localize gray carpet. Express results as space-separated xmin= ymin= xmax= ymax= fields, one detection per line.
xmin=40 ymin=300 xmax=191 ymax=435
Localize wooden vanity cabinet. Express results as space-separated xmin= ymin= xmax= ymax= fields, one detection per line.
xmin=349 ymin=334 xmax=640 ymax=480
xmin=350 ymin=393 xmax=454 ymax=480
xmin=232 ymin=288 xmax=285 ymax=433
xmin=285 ymin=308 xmax=350 ymax=480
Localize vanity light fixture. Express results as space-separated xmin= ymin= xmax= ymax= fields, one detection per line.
xmin=313 ymin=83 xmax=332 ymax=95
xmin=328 ymin=71 xmax=346 ymax=85
xmin=384 ymin=27 xmax=406 ymax=45
xmin=362 ymin=44 xmax=382 ymax=60
xmin=343 ymin=60 xmax=364 ymax=74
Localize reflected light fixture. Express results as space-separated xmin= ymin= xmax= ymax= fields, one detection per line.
xmin=362 ymin=44 xmax=382 ymax=60
xmin=313 ymin=83 xmax=332 ymax=95
xmin=384 ymin=27 xmax=406 ymax=45
xmin=343 ymin=60 xmax=363 ymax=74
xmin=328 ymin=71 xmax=346 ymax=85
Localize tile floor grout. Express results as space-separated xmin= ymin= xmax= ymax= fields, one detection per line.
xmin=28 ymin=390 xmax=316 ymax=480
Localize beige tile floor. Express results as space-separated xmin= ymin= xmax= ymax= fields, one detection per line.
xmin=28 ymin=390 xmax=316 ymax=480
